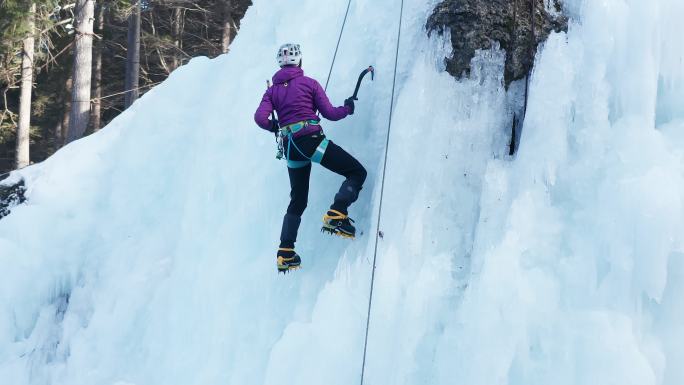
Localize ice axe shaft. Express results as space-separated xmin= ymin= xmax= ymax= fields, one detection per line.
xmin=351 ymin=66 xmax=375 ymax=100
xmin=266 ymin=80 xmax=279 ymax=137
xmin=266 ymin=80 xmax=275 ymax=121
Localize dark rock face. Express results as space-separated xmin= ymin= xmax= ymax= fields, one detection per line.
xmin=427 ymin=0 xmax=568 ymax=86
xmin=0 ymin=179 xmax=26 ymax=220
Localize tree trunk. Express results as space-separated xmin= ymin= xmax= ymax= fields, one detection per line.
xmin=221 ymin=1 xmax=235 ymax=53
xmin=16 ymin=3 xmax=36 ymax=168
xmin=90 ymin=1 xmax=105 ymax=132
xmin=172 ymin=7 xmax=182 ymax=70
xmin=56 ymin=75 xmax=73 ymax=148
xmin=66 ymin=0 xmax=95 ymax=144
xmin=124 ymin=1 xmax=141 ymax=108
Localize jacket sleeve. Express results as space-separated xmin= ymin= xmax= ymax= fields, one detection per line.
xmin=312 ymin=80 xmax=350 ymax=121
xmin=254 ymin=89 xmax=275 ymax=130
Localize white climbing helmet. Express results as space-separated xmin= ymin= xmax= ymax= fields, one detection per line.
xmin=277 ymin=43 xmax=302 ymax=67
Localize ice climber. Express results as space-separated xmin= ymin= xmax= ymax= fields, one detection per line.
xmin=254 ymin=43 xmax=367 ymax=273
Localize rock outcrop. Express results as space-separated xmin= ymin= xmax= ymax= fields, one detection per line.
xmin=427 ymin=0 xmax=568 ymax=86
xmin=0 ymin=178 xmax=26 ymax=220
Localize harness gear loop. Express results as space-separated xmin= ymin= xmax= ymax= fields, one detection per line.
xmin=279 ymin=119 xmax=320 ymax=135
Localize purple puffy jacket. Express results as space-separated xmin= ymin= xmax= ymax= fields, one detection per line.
xmin=254 ymin=66 xmax=351 ymax=138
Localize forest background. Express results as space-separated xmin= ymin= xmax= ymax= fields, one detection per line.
xmin=0 ymin=0 xmax=252 ymax=175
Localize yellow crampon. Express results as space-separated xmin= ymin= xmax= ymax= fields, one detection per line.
xmin=323 ymin=209 xmax=347 ymax=222
xmin=321 ymin=210 xmax=356 ymax=239
xmin=277 ymin=248 xmax=301 ymax=273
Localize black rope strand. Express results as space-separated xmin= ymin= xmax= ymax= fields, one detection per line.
xmin=359 ymin=0 xmax=404 ymax=384
xmin=323 ymin=0 xmax=353 ymax=92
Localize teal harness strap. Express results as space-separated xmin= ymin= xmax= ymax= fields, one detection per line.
xmin=311 ymin=138 xmax=330 ymax=163
xmin=286 ymin=136 xmax=310 ymax=168
xmin=280 ymin=119 xmax=321 ymax=136
xmin=287 ymin=159 xmax=310 ymax=168
xmin=285 ymin=135 xmax=330 ymax=169
xmin=282 ymin=119 xmax=328 ymax=169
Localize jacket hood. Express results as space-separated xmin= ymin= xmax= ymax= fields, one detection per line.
xmin=272 ymin=66 xmax=304 ymax=85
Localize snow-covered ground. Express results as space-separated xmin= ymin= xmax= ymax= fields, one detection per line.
xmin=1 ymin=0 xmax=683 ymax=384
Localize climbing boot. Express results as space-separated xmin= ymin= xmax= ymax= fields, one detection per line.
xmin=321 ymin=210 xmax=356 ymax=239
xmin=276 ymin=248 xmax=301 ymax=273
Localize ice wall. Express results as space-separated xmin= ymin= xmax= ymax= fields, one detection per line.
xmin=1 ymin=0 xmax=683 ymax=384
xmin=421 ymin=1 xmax=684 ymax=384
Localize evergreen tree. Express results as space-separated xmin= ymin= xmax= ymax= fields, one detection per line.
xmin=1 ymin=0 xmax=252 ymax=174
xmin=1 ymin=0 xmax=63 ymax=167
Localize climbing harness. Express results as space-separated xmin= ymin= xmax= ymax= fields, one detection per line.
xmin=280 ymin=119 xmax=321 ymax=135
xmin=278 ymin=119 xmax=330 ymax=169
xmin=359 ymin=1 xmax=403 ymax=385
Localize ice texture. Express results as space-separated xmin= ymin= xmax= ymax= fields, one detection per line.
xmin=1 ymin=0 xmax=683 ymax=384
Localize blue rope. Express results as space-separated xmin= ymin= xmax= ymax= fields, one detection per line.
xmin=359 ymin=0 xmax=404 ymax=384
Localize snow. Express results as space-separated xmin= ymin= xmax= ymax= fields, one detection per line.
xmin=1 ymin=0 xmax=683 ymax=384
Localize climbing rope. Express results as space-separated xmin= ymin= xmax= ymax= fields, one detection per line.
xmin=359 ymin=0 xmax=404 ymax=384
xmin=323 ymin=0 xmax=353 ymax=92
xmin=91 ymin=81 xmax=162 ymax=102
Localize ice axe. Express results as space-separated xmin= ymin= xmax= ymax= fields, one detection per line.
xmin=266 ymin=80 xmax=280 ymax=137
xmin=350 ymin=66 xmax=375 ymax=101
xmin=267 ymin=80 xmax=286 ymax=160
xmin=266 ymin=80 xmax=277 ymax=123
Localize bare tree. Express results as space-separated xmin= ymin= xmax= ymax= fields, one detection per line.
xmin=124 ymin=0 xmax=141 ymax=108
xmin=16 ymin=3 xmax=36 ymax=168
xmin=66 ymin=0 xmax=95 ymax=144
xmin=171 ymin=6 xmax=183 ymax=70
xmin=221 ymin=0 xmax=236 ymax=53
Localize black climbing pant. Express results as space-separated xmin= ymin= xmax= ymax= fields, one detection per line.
xmin=279 ymin=132 xmax=367 ymax=248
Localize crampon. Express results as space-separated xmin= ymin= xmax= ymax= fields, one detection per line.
xmin=321 ymin=210 xmax=356 ymax=239
xmin=276 ymin=248 xmax=301 ymax=274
